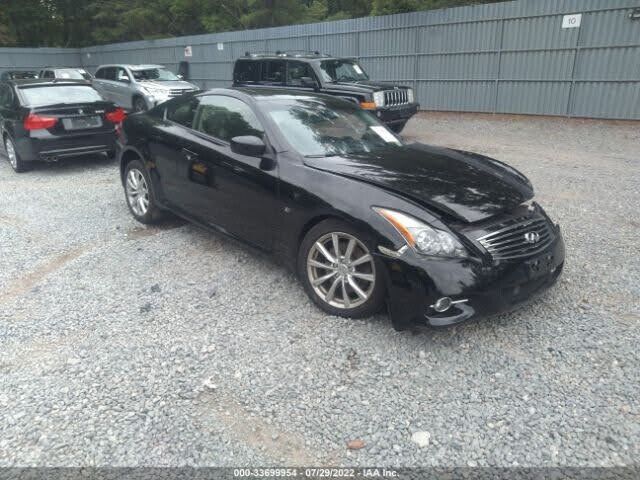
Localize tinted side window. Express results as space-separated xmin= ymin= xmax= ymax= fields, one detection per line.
xmin=234 ymin=60 xmax=260 ymax=83
xmin=97 ymin=67 xmax=116 ymax=81
xmin=287 ymin=61 xmax=316 ymax=86
xmin=194 ymin=95 xmax=264 ymax=143
xmin=43 ymin=70 xmax=55 ymax=79
xmin=0 ymin=85 xmax=14 ymax=108
xmin=116 ymin=67 xmax=130 ymax=82
xmin=166 ymin=96 xmax=200 ymax=129
xmin=260 ymin=61 xmax=285 ymax=84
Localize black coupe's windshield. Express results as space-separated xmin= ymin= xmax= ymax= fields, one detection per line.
xmin=264 ymin=98 xmax=402 ymax=157
xmin=131 ymin=68 xmax=180 ymax=81
xmin=319 ymin=60 xmax=369 ymax=83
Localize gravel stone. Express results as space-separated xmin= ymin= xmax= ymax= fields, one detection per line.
xmin=411 ymin=431 xmax=431 ymax=448
xmin=0 ymin=112 xmax=638 ymax=467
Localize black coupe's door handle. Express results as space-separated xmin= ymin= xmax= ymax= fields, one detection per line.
xmin=181 ymin=148 xmax=198 ymax=161
xmin=221 ymin=161 xmax=246 ymax=175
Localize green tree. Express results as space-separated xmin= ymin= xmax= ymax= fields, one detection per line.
xmin=372 ymin=0 xmax=419 ymax=16
xmin=202 ymin=0 xmax=251 ymax=32
xmin=0 ymin=8 xmax=15 ymax=46
xmin=3 ymin=0 xmax=58 ymax=47
xmin=0 ymin=0 xmax=506 ymax=47
xmin=306 ymin=0 xmax=329 ymax=23
xmin=241 ymin=0 xmax=311 ymax=29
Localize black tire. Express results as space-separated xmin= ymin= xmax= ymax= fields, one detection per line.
xmin=133 ymin=96 xmax=148 ymax=113
xmin=298 ymin=219 xmax=386 ymax=318
xmin=389 ymin=121 xmax=407 ymax=134
xmin=123 ymin=159 xmax=163 ymax=224
xmin=4 ymin=136 xmax=27 ymax=173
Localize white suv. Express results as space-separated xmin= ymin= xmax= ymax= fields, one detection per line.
xmin=92 ymin=64 xmax=198 ymax=112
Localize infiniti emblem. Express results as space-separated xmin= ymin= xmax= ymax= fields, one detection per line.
xmin=524 ymin=231 xmax=540 ymax=244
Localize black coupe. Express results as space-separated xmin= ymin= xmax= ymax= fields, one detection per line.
xmin=117 ymin=88 xmax=564 ymax=330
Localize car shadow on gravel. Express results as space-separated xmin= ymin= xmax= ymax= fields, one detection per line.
xmin=125 ymin=217 xmax=187 ymax=239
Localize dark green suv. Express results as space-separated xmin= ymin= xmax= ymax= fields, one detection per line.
xmin=233 ymin=51 xmax=419 ymax=133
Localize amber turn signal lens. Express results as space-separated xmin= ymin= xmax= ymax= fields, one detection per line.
xmin=359 ymin=101 xmax=377 ymax=110
xmin=374 ymin=208 xmax=416 ymax=247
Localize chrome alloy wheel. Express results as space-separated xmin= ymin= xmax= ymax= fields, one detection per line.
xmin=307 ymin=232 xmax=376 ymax=309
xmin=5 ymin=138 xmax=17 ymax=169
xmin=125 ymin=168 xmax=150 ymax=217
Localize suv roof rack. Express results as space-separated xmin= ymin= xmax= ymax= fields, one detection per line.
xmin=243 ymin=50 xmax=332 ymax=58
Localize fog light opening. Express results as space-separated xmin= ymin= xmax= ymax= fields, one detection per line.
xmin=432 ymin=297 xmax=452 ymax=313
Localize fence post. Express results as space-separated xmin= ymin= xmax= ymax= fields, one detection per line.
xmin=565 ymin=17 xmax=584 ymax=118
xmin=493 ymin=18 xmax=506 ymax=114
xmin=413 ymin=25 xmax=420 ymax=107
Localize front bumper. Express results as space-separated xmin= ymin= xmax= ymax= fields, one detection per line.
xmin=380 ymin=228 xmax=565 ymax=330
xmin=375 ymin=102 xmax=419 ymax=126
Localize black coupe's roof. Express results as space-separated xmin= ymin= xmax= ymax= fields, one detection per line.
xmin=202 ymin=87 xmax=346 ymax=104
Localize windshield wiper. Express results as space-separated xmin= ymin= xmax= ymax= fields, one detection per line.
xmin=305 ymin=153 xmax=339 ymax=158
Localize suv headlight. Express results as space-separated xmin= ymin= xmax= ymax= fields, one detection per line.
xmin=142 ymin=86 xmax=168 ymax=98
xmin=407 ymin=88 xmax=414 ymax=103
xmin=373 ymin=91 xmax=385 ymax=108
xmin=374 ymin=207 xmax=467 ymax=258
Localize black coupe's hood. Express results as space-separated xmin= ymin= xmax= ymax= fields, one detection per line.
xmin=303 ymin=143 xmax=534 ymax=223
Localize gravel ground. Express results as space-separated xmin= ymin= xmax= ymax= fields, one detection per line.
xmin=1 ymin=112 xmax=639 ymax=468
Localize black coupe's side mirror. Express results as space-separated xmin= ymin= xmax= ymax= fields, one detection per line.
xmin=230 ymin=136 xmax=266 ymax=157
xmin=300 ymin=76 xmax=318 ymax=89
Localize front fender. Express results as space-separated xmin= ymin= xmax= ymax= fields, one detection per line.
xmin=275 ymin=159 xmax=431 ymax=274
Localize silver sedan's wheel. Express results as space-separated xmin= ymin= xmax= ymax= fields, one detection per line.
xmin=306 ymin=232 xmax=376 ymax=309
xmin=125 ymin=168 xmax=150 ymax=217
xmin=5 ymin=138 xmax=17 ymax=169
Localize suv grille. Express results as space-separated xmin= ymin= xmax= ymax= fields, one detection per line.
xmin=476 ymin=215 xmax=555 ymax=260
xmin=384 ymin=89 xmax=409 ymax=106
xmin=168 ymin=89 xmax=196 ymax=97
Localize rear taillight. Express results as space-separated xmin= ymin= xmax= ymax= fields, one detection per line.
xmin=105 ymin=108 xmax=126 ymax=124
xmin=24 ymin=113 xmax=58 ymax=130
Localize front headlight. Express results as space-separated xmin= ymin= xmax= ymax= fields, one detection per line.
xmin=407 ymin=88 xmax=414 ymax=103
xmin=142 ymin=86 xmax=168 ymax=98
xmin=373 ymin=91 xmax=385 ymax=108
xmin=374 ymin=207 xmax=467 ymax=258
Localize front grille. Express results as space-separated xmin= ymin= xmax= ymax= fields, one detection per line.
xmin=476 ymin=215 xmax=555 ymax=260
xmin=384 ymin=89 xmax=409 ymax=106
xmin=168 ymin=89 xmax=195 ymax=97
